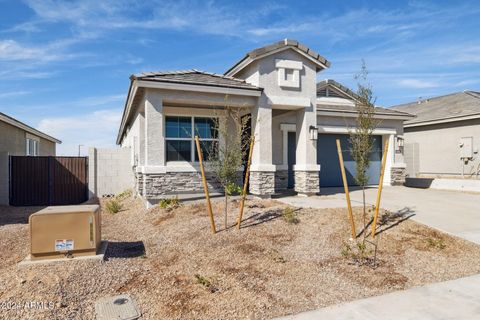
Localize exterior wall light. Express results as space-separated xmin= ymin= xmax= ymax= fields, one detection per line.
xmin=309 ymin=126 xmax=318 ymax=140
xmin=396 ymin=136 xmax=404 ymax=147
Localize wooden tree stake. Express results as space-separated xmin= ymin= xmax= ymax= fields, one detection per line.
xmin=371 ymin=139 xmax=389 ymax=238
xmin=336 ymin=139 xmax=356 ymax=239
xmin=195 ymin=136 xmax=216 ymax=234
xmin=237 ymin=136 xmax=255 ymax=229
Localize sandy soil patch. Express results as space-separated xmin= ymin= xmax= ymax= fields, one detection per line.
xmin=1 ymin=196 xmax=480 ymax=319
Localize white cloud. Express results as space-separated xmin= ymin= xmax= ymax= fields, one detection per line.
xmin=73 ymin=94 xmax=125 ymax=108
xmin=37 ymin=109 xmax=122 ymax=155
xmin=398 ymin=79 xmax=440 ymax=89
xmin=19 ymin=0 xmax=284 ymax=38
xmin=0 ymin=90 xmax=31 ymax=98
xmin=0 ymin=39 xmax=63 ymax=62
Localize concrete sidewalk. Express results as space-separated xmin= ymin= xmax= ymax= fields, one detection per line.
xmin=278 ymin=186 xmax=480 ymax=244
xmin=277 ymin=273 xmax=480 ymax=320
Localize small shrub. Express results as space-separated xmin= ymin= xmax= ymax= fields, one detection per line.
xmin=427 ymin=237 xmax=446 ymax=249
xmin=194 ymin=274 xmax=217 ymax=293
xmin=341 ymin=240 xmax=375 ymax=267
xmin=116 ymin=189 xmax=132 ymax=201
xmin=158 ymin=196 xmax=179 ymax=209
xmin=105 ymin=199 xmax=122 ymax=214
xmin=283 ymin=207 xmax=299 ymax=224
xmin=269 ymin=249 xmax=286 ymax=263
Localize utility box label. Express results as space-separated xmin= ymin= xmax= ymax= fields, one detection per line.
xmin=55 ymin=239 xmax=74 ymax=251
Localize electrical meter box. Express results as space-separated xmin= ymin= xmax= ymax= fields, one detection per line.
xmin=460 ymin=137 xmax=473 ymax=159
xmin=29 ymin=205 xmax=101 ymax=260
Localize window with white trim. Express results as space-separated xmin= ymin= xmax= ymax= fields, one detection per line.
xmin=26 ymin=138 xmax=39 ymax=156
xmin=165 ymin=116 xmax=218 ymax=162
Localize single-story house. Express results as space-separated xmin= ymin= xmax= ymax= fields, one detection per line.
xmin=117 ymin=39 xmax=413 ymax=206
xmin=391 ymin=91 xmax=480 ymax=180
xmin=0 ymin=111 xmax=61 ymax=205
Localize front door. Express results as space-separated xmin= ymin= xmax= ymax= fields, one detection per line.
xmin=287 ymin=132 xmax=296 ymax=189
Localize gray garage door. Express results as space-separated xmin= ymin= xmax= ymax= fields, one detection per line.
xmin=317 ymin=134 xmax=382 ymax=187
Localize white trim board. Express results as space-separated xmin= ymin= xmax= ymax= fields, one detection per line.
xmin=404 ymin=112 xmax=480 ymax=128
xmin=136 ymin=80 xmax=262 ymax=97
xmin=269 ymin=96 xmax=310 ymax=109
xmin=317 ymin=125 xmax=397 ymax=135
xmin=317 ymin=109 xmax=413 ymax=120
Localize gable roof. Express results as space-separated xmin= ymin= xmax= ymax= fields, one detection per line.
xmin=316 ymin=79 xmax=414 ymax=120
xmin=131 ymin=69 xmax=262 ymax=91
xmin=317 ymin=79 xmax=361 ymax=101
xmin=225 ymin=39 xmax=331 ymax=77
xmin=0 ymin=112 xmax=61 ymax=144
xmin=391 ymin=91 xmax=480 ymax=127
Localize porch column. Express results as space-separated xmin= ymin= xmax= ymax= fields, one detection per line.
xmin=294 ymin=106 xmax=320 ymax=196
xmin=144 ymin=90 xmax=165 ymax=167
xmin=249 ymin=98 xmax=276 ymax=196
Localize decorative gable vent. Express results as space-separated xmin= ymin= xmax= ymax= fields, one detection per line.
xmin=317 ymin=88 xmax=327 ymax=97
xmin=327 ymin=88 xmax=343 ymax=98
xmin=275 ymin=59 xmax=303 ymax=88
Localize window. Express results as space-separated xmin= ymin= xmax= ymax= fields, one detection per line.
xmin=165 ymin=116 xmax=218 ymax=162
xmin=26 ymin=138 xmax=39 ymax=156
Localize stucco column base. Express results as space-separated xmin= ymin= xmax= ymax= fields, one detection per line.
xmin=391 ymin=164 xmax=407 ymax=186
xmin=249 ymin=171 xmax=275 ymax=196
xmin=294 ymin=171 xmax=320 ymax=196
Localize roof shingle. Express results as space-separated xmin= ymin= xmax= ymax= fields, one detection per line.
xmin=225 ymin=39 xmax=331 ymax=76
xmin=131 ymin=69 xmax=261 ymax=91
xmin=391 ymin=91 xmax=480 ymax=124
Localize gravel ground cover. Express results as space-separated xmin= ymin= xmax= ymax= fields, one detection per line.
xmin=1 ymin=195 xmax=480 ymax=319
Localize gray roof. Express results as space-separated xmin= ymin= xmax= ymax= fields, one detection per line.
xmin=225 ymin=39 xmax=331 ymax=75
xmin=131 ymin=69 xmax=261 ymax=91
xmin=317 ymin=79 xmax=361 ymax=100
xmin=0 ymin=111 xmax=61 ymax=144
xmin=317 ymin=104 xmax=414 ymax=118
xmin=316 ymin=79 xmax=414 ymax=119
xmin=391 ymin=91 xmax=480 ymax=125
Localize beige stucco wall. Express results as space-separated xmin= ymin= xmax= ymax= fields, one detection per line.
xmin=0 ymin=120 xmax=56 ymax=156
xmin=236 ymin=49 xmax=320 ymax=173
xmin=0 ymin=151 xmax=8 ymax=205
xmin=121 ymin=88 xmax=255 ymax=174
xmin=403 ymin=118 xmax=480 ymax=177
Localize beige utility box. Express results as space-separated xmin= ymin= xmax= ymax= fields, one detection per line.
xmin=29 ymin=205 xmax=101 ymax=260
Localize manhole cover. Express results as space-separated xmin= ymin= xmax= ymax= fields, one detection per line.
xmin=95 ymin=294 xmax=141 ymax=320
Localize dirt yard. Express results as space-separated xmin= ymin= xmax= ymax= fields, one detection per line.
xmin=1 ymin=195 xmax=480 ymax=319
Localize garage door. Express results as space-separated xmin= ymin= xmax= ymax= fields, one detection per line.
xmin=317 ymin=134 xmax=382 ymax=187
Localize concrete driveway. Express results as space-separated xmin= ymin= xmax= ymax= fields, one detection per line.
xmin=278 ymin=186 xmax=480 ymax=244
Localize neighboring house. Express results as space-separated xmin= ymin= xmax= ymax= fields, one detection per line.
xmin=392 ymin=91 xmax=480 ymax=179
xmin=0 ymin=111 xmax=61 ymax=205
xmin=117 ymin=39 xmax=413 ymax=207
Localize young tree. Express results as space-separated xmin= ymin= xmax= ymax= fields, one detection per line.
xmin=349 ymin=61 xmax=378 ymax=240
xmin=206 ymin=104 xmax=250 ymax=230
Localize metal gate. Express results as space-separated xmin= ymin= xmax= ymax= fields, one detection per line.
xmin=9 ymin=156 xmax=88 ymax=206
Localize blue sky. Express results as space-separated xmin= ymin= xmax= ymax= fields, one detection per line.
xmin=0 ymin=0 xmax=479 ymax=155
